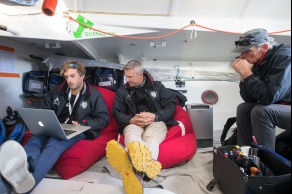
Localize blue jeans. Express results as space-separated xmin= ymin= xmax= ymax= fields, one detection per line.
xmin=0 ymin=176 xmax=12 ymax=194
xmin=236 ymin=102 xmax=291 ymax=150
xmin=24 ymin=133 xmax=85 ymax=193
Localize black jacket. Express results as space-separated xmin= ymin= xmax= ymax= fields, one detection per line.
xmin=240 ymin=44 xmax=291 ymax=105
xmin=41 ymin=81 xmax=109 ymax=139
xmin=113 ymin=73 xmax=178 ymax=133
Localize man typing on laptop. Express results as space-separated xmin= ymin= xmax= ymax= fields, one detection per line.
xmin=0 ymin=60 xmax=109 ymax=194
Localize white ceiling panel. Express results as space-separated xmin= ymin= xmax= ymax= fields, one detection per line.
xmin=0 ymin=0 xmax=291 ymax=63
xmin=175 ymin=0 xmax=249 ymax=18
xmin=64 ymin=0 xmax=173 ymax=15
xmin=62 ymin=0 xmax=291 ymax=20
xmin=239 ymin=0 xmax=291 ymax=20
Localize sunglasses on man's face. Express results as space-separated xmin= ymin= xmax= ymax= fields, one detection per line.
xmin=235 ymin=38 xmax=256 ymax=47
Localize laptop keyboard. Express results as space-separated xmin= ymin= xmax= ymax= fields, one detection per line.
xmin=62 ymin=124 xmax=75 ymax=129
xmin=63 ymin=129 xmax=77 ymax=136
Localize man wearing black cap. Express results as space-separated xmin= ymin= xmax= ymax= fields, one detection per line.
xmin=231 ymin=28 xmax=291 ymax=150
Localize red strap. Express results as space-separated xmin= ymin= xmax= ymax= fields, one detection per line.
xmin=255 ymin=51 xmax=267 ymax=66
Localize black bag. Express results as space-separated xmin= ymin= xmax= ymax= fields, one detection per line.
xmin=94 ymin=68 xmax=118 ymax=91
xmin=168 ymin=88 xmax=187 ymax=107
xmin=210 ymin=145 xmax=291 ymax=194
xmin=220 ymin=117 xmax=237 ymax=146
xmin=23 ymin=70 xmax=49 ymax=97
xmin=48 ymin=72 xmax=65 ymax=92
xmin=84 ymin=67 xmax=97 ymax=85
xmin=275 ymin=132 xmax=291 ymax=161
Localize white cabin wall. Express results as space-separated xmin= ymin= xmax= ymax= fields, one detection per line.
xmin=119 ymin=54 xmax=235 ymax=73
xmin=145 ymin=61 xmax=234 ymax=73
xmin=119 ymin=55 xmax=239 ymax=81
xmin=147 ymin=60 xmax=243 ymax=131
xmin=162 ymin=81 xmax=243 ymax=131
xmin=0 ymin=37 xmax=49 ymax=118
xmin=119 ymin=55 xmax=243 ymax=131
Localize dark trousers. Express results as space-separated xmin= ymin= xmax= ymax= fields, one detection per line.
xmin=236 ymin=102 xmax=291 ymax=150
xmin=0 ymin=175 xmax=11 ymax=194
xmin=24 ymin=133 xmax=86 ymax=193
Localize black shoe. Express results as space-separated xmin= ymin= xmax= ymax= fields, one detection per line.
xmin=142 ymin=173 xmax=152 ymax=182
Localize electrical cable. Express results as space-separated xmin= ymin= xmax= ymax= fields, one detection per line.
xmin=68 ymin=15 xmax=291 ymax=40
xmin=68 ymin=16 xmax=192 ymax=40
xmin=0 ymin=24 xmax=19 ymax=35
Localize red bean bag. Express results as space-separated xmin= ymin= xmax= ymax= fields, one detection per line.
xmin=118 ymin=105 xmax=197 ymax=169
xmin=54 ymin=86 xmax=119 ymax=179
xmin=55 ymin=85 xmax=197 ymax=179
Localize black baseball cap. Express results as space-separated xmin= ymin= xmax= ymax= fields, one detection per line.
xmin=231 ymin=28 xmax=270 ymax=53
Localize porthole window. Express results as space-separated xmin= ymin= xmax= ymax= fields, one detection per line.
xmin=201 ymin=90 xmax=218 ymax=105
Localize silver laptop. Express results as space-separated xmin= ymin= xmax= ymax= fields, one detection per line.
xmin=17 ymin=108 xmax=90 ymax=140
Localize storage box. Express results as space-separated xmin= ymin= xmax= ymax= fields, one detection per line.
xmin=185 ymin=103 xmax=213 ymax=147
xmin=213 ymin=145 xmax=291 ymax=194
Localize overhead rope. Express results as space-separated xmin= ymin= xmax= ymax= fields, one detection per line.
xmin=68 ymin=16 xmax=192 ymax=40
xmin=68 ymin=16 xmax=291 ymax=40
xmin=267 ymin=29 xmax=291 ymax=34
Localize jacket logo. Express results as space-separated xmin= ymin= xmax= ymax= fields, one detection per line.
xmin=53 ymin=97 xmax=60 ymax=106
xmin=80 ymin=101 xmax=88 ymax=109
xmin=150 ymin=91 xmax=157 ymax=98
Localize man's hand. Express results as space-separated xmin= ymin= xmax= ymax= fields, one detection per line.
xmin=139 ymin=112 xmax=156 ymax=126
xmin=232 ymin=58 xmax=253 ymax=80
xmin=130 ymin=114 xmax=145 ymax=127
xmin=72 ymin=121 xmax=81 ymax=126
xmin=130 ymin=112 xmax=156 ymax=127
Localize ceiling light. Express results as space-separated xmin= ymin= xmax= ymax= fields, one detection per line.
xmin=130 ymin=44 xmax=136 ymax=47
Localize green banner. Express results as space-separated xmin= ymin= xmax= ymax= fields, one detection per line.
xmin=73 ymin=15 xmax=115 ymax=38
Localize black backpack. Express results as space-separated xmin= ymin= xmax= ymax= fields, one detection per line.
xmin=94 ymin=68 xmax=118 ymax=91
xmin=168 ymin=88 xmax=188 ymax=107
xmin=220 ymin=117 xmax=237 ymax=146
xmin=48 ymin=72 xmax=65 ymax=92
xmin=275 ymin=131 xmax=291 ymax=161
xmin=22 ymin=70 xmax=49 ymax=97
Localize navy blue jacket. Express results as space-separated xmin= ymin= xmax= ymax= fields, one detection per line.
xmin=42 ymin=81 xmax=109 ymax=139
xmin=113 ymin=73 xmax=178 ymax=133
xmin=240 ymin=44 xmax=291 ymax=105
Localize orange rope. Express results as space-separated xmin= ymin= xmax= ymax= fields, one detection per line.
xmin=69 ymin=16 xmax=291 ymax=39
xmin=268 ymin=29 xmax=291 ymax=34
xmin=69 ymin=16 xmax=192 ymax=40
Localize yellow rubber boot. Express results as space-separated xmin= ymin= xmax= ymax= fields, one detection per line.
xmin=106 ymin=140 xmax=143 ymax=194
xmin=127 ymin=142 xmax=161 ymax=179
